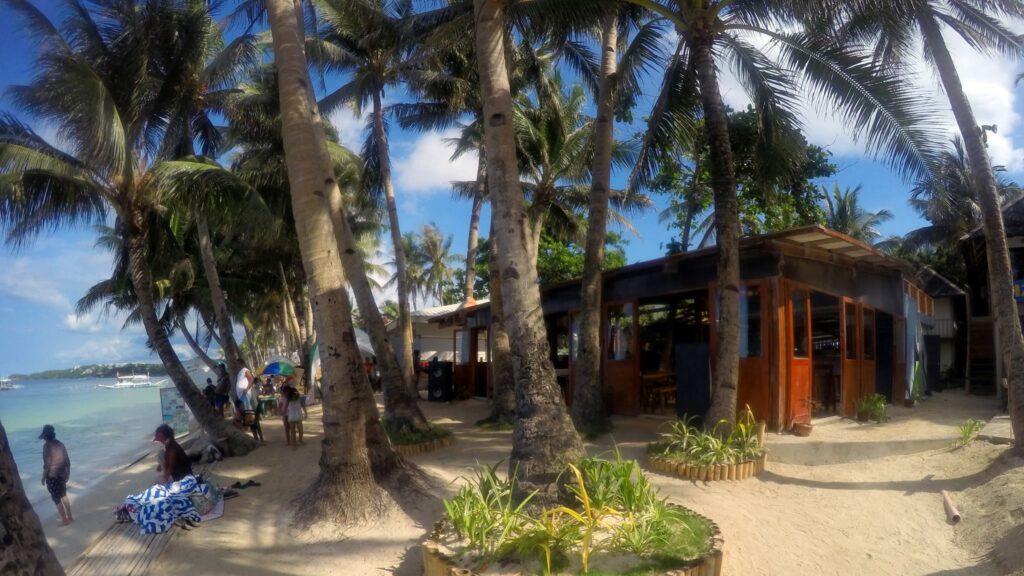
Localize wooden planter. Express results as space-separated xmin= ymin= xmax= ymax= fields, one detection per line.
xmin=423 ymin=505 xmax=724 ymax=576
xmin=647 ymin=453 xmax=767 ymax=482
xmin=392 ymin=434 xmax=454 ymax=456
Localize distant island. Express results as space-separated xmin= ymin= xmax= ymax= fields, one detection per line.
xmin=9 ymin=363 xmax=168 ymax=381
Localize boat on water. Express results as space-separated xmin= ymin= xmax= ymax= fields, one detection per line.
xmin=98 ymin=373 xmax=165 ymax=389
xmin=0 ymin=376 xmax=20 ymax=391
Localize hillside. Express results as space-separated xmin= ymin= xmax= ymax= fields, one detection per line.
xmin=9 ymin=363 xmax=168 ymax=380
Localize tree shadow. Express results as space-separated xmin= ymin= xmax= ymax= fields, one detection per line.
xmin=926 ymin=523 xmax=1024 ymax=576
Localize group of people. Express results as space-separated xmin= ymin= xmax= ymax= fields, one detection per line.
xmin=202 ymin=362 xmax=308 ymax=447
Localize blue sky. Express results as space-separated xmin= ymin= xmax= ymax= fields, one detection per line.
xmin=1 ymin=5 xmax=1023 ymax=374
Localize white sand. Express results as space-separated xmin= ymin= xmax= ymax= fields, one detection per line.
xmin=124 ymin=397 xmax=1018 ymax=576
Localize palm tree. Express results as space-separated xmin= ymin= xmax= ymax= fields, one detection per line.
xmin=418 ymin=223 xmax=463 ymax=305
xmin=0 ymin=0 xmax=258 ymax=455
xmin=0 ymin=421 xmax=62 ymax=575
xmin=574 ymin=3 xmax=665 ymax=434
xmin=824 ymin=0 xmax=1024 ymax=444
xmin=822 ymin=184 xmax=893 ymax=243
xmin=472 ymin=0 xmax=586 ymax=503
xmin=617 ymin=0 xmax=939 ymax=427
xmin=264 ymin=0 xmax=424 ymax=525
xmin=311 ymin=0 xmax=457 ymax=394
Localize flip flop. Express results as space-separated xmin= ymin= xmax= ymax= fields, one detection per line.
xmin=244 ymin=479 xmax=261 ymax=487
xmin=231 ymin=481 xmax=245 ymax=489
xmin=223 ymin=491 xmax=239 ymax=500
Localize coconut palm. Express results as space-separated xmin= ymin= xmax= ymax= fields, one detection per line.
xmin=417 ymin=223 xmax=463 ymax=305
xmin=822 ymin=0 xmax=1024 ymax=442
xmin=614 ymin=0 xmax=940 ymax=427
xmin=822 ymin=184 xmax=893 ymax=243
xmin=264 ymin=0 xmax=426 ymax=525
xmin=471 ymin=0 xmax=586 ymax=503
xmin=0 ymin=0 xmax=258 ymax=455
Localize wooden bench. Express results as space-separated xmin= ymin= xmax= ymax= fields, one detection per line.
xmin=66 ymin=459 xmax=218 ymax=576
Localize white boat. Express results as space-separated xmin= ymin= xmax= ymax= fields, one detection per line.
xmin=99 ymin=372 xmax=164 ymax=389
xmin=0 ymin=377 xmax=17 ymax=391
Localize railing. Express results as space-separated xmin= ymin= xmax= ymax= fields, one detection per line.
xmin=924 ymin=318 xmax=958 ymax=339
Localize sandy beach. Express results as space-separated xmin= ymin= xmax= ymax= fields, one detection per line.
xmin=53 ymin=394 xmax=1007 ymax=576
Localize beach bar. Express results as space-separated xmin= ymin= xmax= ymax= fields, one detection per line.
xmin=431 ymin=226 xmax=941 ymax=432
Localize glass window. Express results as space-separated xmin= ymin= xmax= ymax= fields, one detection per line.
xmin=844 ymin=303 xmax=858 ymax=360
xmin=863 ymin=309 xmax=876 ymax=360
xmin=477 ymin=329 xmax=489 ymax=363
xmin=455 ymin=330 xmax=469 ymax=364
xmin=606 ymin=303 xmax=634 ymax=361
xmin=741 ymin=286 xmax=762 ymax=358
xmin=791 ymin=289 xmax=809 ymax=358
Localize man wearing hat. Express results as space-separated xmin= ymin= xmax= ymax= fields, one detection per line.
xmin=153 ymin=423 xmax=192 ymax=485
xmin=39 ymin=424 xmax=72 ymax=526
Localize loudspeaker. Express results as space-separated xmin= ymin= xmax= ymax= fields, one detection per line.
xmin=427 ymin=361 xmax=454 ymax=402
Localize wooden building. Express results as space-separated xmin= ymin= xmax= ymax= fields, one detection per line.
xmin=434 ymin=226 xmax=937 ymax=431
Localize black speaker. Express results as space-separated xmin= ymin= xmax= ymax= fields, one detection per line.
xmin=427 ymin=361 xmax=454 ymax=402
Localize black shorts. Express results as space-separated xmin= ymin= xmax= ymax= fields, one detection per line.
xmin=46 ymin=476 xmax=67 ymax=503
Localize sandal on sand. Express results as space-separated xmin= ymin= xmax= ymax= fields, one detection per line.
xmin=230 ymin=481 xmax=246 ymax=490
xmin=244 ymin=479 xmax=261 ymax=488
xmin=223 ymin=490 xmax=239 ymax=500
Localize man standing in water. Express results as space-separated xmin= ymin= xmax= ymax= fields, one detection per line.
xmin=39 ymin=424 xmax=72 ymax=526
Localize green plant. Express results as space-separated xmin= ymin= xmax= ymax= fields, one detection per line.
xmin=957 ymin=419 xmax=984 ymax=447
xmin=855 ymin=394 xmax=889 ymax=423
xmin=442 ymin=463 xmax=536 ymax=562
xmin=384 ymin=420 xmax=452 ymax=445
xmin=653 ymin=407 xmax=763 ymax=466
xmin=550 ymin=463 xmax=620 ymax=574
xmin=912 ymin=361 xmax=925 ymax=402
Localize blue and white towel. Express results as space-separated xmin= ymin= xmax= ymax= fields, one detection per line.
xmin=123 ymin=475 xmax=208 ymax=535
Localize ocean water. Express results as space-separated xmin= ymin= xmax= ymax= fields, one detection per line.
xmin=0 ymin=378 xmax=165 ymax=511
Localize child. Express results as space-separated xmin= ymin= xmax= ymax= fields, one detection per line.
xmin=286 ymin=387 xmax=305 ymax=447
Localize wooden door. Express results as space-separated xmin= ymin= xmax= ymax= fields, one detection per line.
xmin=603 ymin=301 xmax=639 ymax=414
xmin=737 ymin=282 xmax=771 ymax=422
xmin=841 ymin=299 xmax=861 ymax=416
xmin=788 ymin=284 xmax=813 ymax=425
xmin=894 ymin=317 xmax=906 ymax=403
xmin=861 ymin=307 xmax=877 ymax=400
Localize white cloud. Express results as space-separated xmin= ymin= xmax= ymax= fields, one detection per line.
xmin=63 ymin=312 xmax=102 ymax=333
xmin=393 ymin=129 xmax=478 ymax=194
xmin=55 ymin=335 xmax=147 ymax=363
xmin=329 ymin=105 xmax=370 ymax=149
xmin=0 ymin=259 xmax=72 ymax=309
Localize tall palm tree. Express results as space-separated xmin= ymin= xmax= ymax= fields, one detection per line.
xmin=824 ymin=0 xmax=1024 ymax=445
xmin=618 ymin=0 xmax=940 ymax=427
xmin=0 ymin=0 xmax=258 ymax=455
xmin=157 ymin=1 xmax=259 ymax=385
xmin=472 ymin=0 xmax=585 ymax=503
xmin=822 ymin=184 xmax=893 ymax=243
xmin=574 ymin=2 xmax=665 ymax=434
xmin=311 ymin=0 xmax=456 ymax=394
xmin=264 ymin=0 xmax=424 ymax=525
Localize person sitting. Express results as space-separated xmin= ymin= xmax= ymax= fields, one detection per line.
xmin=153 ymin=424 xmax=192 ymax=485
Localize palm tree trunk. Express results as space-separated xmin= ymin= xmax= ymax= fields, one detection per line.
xmin=266 ymin=0 xmax=422 ymax=525
xmin=278 ymin=262 xmax=302 ymax=349
xmin=464 ymin=150 xmax=486 ymax=302
xmin=322 ymin=170 xmax=430 ymax=433
xmin=125 ymin=208 xmax=258 ymax=456
xmin=177 ymin=318 xmax=217 ymax=371
xmin=920 ymin=11 xmax=1024 ymax=450
xmin=571 ymin=9 xmax=617 ymax=435
xmin=0 ymin=421 xmax=63 ymax=576
xmin=484 ymin=218 xmax=516 ymax=425
xmin=473 ymin=0 xmax=584 ymax=503
xmin=196 ymin=216 xmax=244 ymax=379
xmin=372 ymin=90 xmax=417 ymax=396
xmin=692 ymin=36 xmax=741 ymax=428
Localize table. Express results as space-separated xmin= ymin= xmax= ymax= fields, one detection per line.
xmin=641 ymin=371 xmax=676 ymax=414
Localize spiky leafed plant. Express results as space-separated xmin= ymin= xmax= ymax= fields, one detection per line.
xmin=822 ymin=184 xmax=893 ymax=243
xmin=0 ymin=0 xmax=258 ymax=455
xmin=608 ymin=0 xmax=942 ymax=428
xmin=819 ymin=0 xmax=1024 ymax=444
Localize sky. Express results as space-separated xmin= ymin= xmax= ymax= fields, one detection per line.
xmin=2 ymin=4 xmax=1024 ymax=375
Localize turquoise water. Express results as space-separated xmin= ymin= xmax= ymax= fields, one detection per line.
xmin=0 ymin=378 xmax=164 ymax=509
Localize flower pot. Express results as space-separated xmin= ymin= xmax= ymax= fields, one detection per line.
xmin=792 ymin=422 xmax=813 ymax=437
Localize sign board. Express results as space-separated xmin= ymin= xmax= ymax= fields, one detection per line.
xmin=160 ymin=387 xmax=191 ymax=437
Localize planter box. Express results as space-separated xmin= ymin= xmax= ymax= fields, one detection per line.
xmin=647 ymin=453 xmax=766 ymax=482
xmin=392 ymin=434 xmax=454 ymax=457
xmin=423 ymin=505 xmax=724 ymax=576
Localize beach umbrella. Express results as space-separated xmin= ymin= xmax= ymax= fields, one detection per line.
xmin=260 ymin=361 xmax=295 ymax=376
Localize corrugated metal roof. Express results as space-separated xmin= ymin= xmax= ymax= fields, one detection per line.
xmin=411 ymin=299 xmax=490 ymax=322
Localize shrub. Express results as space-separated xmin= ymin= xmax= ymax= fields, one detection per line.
xmin=650 ymin=406 xmax=764 ymax=465
xmin=383 ymin=420 xmax=452 ymax=446
xmin=855 ymin=394 xmax=889 ymax=423
xmin=440 ymin=453 xmax=714 ymax=575
xmin=956 ymin=419 xmax=984 ymax=447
